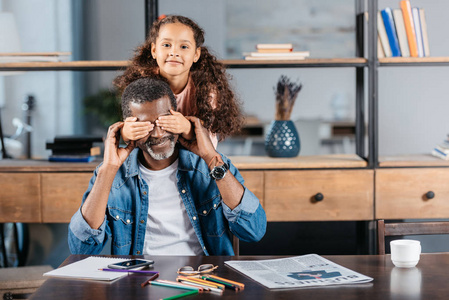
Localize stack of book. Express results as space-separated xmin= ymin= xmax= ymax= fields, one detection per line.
xmin=377 ymin=0 xmax=430 ymax=58
xmin=431 ymin=137 xmax=449 ymax=160
xmin=243 ymin=43 xmax=310 ymax=61
xmin=46 ymin=136 xmax=103 ymax=162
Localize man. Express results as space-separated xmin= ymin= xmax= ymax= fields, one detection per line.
xmin=68 ymin=78 xmax=266 ymax=256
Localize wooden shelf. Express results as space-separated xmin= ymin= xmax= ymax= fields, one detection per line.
xmin=0 ymin=60 xmax=130 ymax=71
xmin=379 ymin=57 xmax=449 ymax=66
xmin=223 ymin=58 xmax=367 ymax=68
xmin=0 ymin=58 xmax=368 ymax=71
xmin=379 ymin=154 xmax=449 ymax=168
xmin=230 ymin=154 xmax=367 ymax=170
xmin=0 ymin=154 xmax=367 ymax=172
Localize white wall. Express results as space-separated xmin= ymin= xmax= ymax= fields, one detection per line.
xmin=1 ymin=0 xmax=73 ymax=158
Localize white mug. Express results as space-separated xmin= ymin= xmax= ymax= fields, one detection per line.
xmin=390 ymin=239 xmax=421 ymax=268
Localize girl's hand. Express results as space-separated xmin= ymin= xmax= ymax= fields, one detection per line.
xmin=121 ymin=117 xmax=154 ymax=142
xmin=156 ymin=109 xmax=193 ymax=140
xmin=178 ymin=116 xmax=216 ymax=162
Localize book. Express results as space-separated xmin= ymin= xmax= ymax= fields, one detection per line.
xmin=392 ymin=8 xmax=410 ymax=57
xmin=256 ymin=43 xmax=293 ymax=50
xmin=377 ymin=12 xmax=392 ymax=57
xmin=412 ymin=7 xmax=424 ymax=57
xmin=48 ymin=155 xmax=97 ymax=163
xmin=53 ymin=135 xmax=103 ymax=143
xmin=419 ymin=8 xmax=430 ymax=57
xmin=400 ymin=0 xmax=418 ymax=57
xmin=381 ymin=8 xmax=401 ymax=57
xmin=377 ymin=35 xmax=385 ymax=58
xmin=245 ymin=51 xmax=310 ymax=58
xmin=256 ymin=48 xmax=293 ymax=53
xmin=49 ymin=146 xmax=101 ymax=156
xmin=43 ymin=256 xmax=133 ymax=281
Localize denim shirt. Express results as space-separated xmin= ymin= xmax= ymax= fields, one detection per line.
xmin=68 ymin=148 xmax=266 ymax=256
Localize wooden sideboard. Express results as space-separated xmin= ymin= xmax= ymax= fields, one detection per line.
xmin=0 ymin=154 xmax=374 ymax=223
xmin=4 ymin=154 xmax=449 ymax=223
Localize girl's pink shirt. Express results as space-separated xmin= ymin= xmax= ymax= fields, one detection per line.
xmin=174 ymin=76 xmax=218 ymax=148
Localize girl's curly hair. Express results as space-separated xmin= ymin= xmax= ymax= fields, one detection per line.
xmin=113 ymin=15 xmax=243 ymax=141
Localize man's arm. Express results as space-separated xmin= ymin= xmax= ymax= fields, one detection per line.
xmin=178 ymin=117 xmax=243 ymax=209
xmin=81 ymin=122 xmax=135 ymax=229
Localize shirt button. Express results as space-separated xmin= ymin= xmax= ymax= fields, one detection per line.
xmin=116 ymin=215 xmax=119 ymax=219
xmin=203 ymin=210 xmax=207 ymax=214
xmin=140 ymin=220 xmax=145 ymax=224
xmin=136 ymin=251 xmax=141 ymax=254
xmin=193 ymin=216 xmax=197 ymax=221
xmin=213 ymin=204 xmax=217 ymax=208
xmin=181 ymin=189 xmax=186 ymax=194
xmin=126 ymin=219 xmax=130 ymax=224
xmin=143 ymin=191 xmax=147 ymax=195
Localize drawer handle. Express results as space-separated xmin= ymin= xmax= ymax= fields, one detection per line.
xmin=314 ymin=193 xmax=324 ymax=202
xmin=426 ymin=191 xmax=435 ymax=199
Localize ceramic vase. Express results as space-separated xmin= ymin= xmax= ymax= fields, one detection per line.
xmin=265 ymin=120 xmax=300 ymax=157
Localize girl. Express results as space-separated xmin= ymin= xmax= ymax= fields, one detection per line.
xmin=114 ymin=15 xmax=243 ymax=147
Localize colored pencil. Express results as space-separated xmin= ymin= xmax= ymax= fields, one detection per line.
xmin=149 ymin=281 xmax=196 ymax=291
xmin=99 ymin=268 xmax=158 ymax=275
xmin=176 ymin=280 xmax=222 ymax=295
xmin=160 ymin=290 xmax=198 ymax=300
xmin=206 ymin=274 xmax=245 ymax=289
xmin=156 ymin=280 xmax=204 ymax=292
xmin=176 ymin=276 xmax=224 ymax=289
xmin=141 ymin=273 xmax=159 ymax=287
xmin=201 ymin=275 xmax=241 ymax=291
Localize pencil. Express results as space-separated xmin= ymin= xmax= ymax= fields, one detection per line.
xmin=157 ymin=280 xmax=204 ymax=292
xmin=159 ymin=290 xmax=198 ymax=300
xmin=201 ymin=275 xmax=241 ymax=291
xmin=99 ymin=268 xmax=159 ymax=275
xmin=141 ymin=273 xmax=159 ymax=287
xmin=206 ymin=274 xmax=245 ymax=288
xmin=176 ymin=276 xmax=224 ymax=289
xmin=149 ymin=280 xmax=199 ymax=291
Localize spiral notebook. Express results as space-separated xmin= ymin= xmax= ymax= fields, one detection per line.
xmin=43 ymin=256 xmax=130 ymax=281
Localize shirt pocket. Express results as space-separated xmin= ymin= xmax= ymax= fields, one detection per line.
xmin=107 ymin=207 xmax=134 ymax=248
xmin=197 ymin=197 xmax=227 ymax=237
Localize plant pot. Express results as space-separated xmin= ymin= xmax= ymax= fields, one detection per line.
xmin=265 ymin=120 xmax=300 ymax=157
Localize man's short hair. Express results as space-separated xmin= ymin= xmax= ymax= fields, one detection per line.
xmin=121 ymin=78 xmax=177 ymax=119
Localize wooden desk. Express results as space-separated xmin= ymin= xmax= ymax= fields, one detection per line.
xmin=32 ymin=253 xmax=448 ymax=299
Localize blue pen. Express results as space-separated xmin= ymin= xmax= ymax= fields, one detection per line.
xmin=99 ymin=268 xmax=159 ymax=275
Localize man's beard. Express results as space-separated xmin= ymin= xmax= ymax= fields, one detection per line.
xmin=144 ymin=135 xmax=176 ymax=160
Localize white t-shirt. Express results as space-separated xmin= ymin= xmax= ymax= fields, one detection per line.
xmin=140 ymin=159 xmax=203 ymax=255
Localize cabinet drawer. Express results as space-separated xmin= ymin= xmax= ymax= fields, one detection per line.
xmin=264 ymin=170 xmax=373 ymax=221
xmin=0 ymin=173 xmax=41 ymax=222
xmin=41 ymin=173 xmax=92 ymax=223
xmin=240 ymin=171 xmax=264 ymax=207
xmin=376 ymin=168 xmax=449 ymax=219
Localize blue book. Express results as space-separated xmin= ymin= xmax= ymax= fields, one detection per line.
xmin=381 ymin=8 xmax=402 ymax=57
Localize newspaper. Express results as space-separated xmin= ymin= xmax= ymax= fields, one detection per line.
xmin=225 ymin=254 xmax=373 ymax=289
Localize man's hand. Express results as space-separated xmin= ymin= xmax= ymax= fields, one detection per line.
xmin=178 ymin=116 xmax=217 ymax=163
xmin=156 ymin=109 xmax=193 ymax=140
xmin=103 ymin=122 xmax=136 ymax=168
xmin=121 ymin=117 xmax=154 ymax=142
